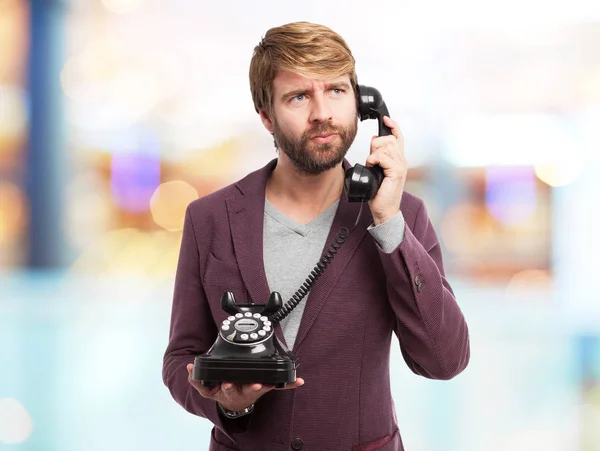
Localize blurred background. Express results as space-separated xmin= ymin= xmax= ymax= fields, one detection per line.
xmin=1 ymin=0 xmax=600 ymax=450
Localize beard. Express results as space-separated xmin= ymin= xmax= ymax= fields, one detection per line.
xmin=272 ymin=118 xmax=358 ymax=175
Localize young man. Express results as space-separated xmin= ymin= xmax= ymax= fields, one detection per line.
xmin=162 ymin=21 xmax=470 ymax=451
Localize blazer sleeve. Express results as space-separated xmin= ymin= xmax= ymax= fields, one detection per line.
xmin=162 ymin=206 xmax=253 ymax=435
xmin=378 ymin=200 xmax=470 ymax=380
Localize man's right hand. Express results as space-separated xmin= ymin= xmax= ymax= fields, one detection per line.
xmin=186 ymin=363 xmax=304 ymax=412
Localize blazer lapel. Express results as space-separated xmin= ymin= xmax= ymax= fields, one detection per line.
xmin=226 ymin=192 xmax=271 ymax=305
xmin=225 ymin=159 xmax=288 ymax=346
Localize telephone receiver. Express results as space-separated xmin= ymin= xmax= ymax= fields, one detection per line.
xmin=344 ymin=84 xmax=393 ymax=202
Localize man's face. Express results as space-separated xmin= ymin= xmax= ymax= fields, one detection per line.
xmin=261 ymin=71 xmax=358 ymax=175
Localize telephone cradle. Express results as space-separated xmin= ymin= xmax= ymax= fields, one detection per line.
xmin=193 ymin=291 xmax=297 ymax=388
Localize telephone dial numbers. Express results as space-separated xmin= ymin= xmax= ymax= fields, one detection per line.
xmin=220 ymin=312 xmax=273 ymax=344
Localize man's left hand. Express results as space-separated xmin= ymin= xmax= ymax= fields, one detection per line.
xmin=365 ymin=115 xmax=407 ymax=225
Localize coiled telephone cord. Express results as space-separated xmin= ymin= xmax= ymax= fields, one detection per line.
xmin=269 ymin=201 xmax=364 ymax=325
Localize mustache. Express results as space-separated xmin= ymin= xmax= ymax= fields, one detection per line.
xmin=305 ymin=123 xmax=341 ymax=138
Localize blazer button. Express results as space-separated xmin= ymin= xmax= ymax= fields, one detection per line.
xmin=415 ymin=275 xmax=424 ymax=292
xmin=291 ymin=438 xmax=303 ymax=450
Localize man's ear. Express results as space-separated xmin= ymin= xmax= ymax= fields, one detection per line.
xmin=259 ymin=109 xmax=275 ymax=133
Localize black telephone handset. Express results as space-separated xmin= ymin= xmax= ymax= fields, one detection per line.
xmin=344 ymin=85 xmax=393 ymax=202
xmin=193 ymin=84 xmax=390 ymax=388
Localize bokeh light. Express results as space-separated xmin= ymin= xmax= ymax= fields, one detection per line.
xmin=439 ymin=203 xmax=483 ymax=256
xmin=0 ymin=181 xmax=26 ymax=245
xmin=150 ymin=181 xmax=198 ymax=232
xmin=0 ymin=85 xmax=27 ymax=141
xmin=110 ymin=151 xmax=161 ymax=213
xmin=505 ymin=269 xmax=554 ymax=295
xmin=580 ymin=390 xmax=600 ymax=448
xmin=485 ymin=167 xmax=537 ymax=226
xmin=0 ymin=398 xmax=33 ymax=444
xmin=0 ymin=0 xmax=28 ymax=83
xmin=109 ymin=129 xmax=162 ymax=214
xmin=534 ymin=160 xmax=585 ymax=187
xmin=61 ymin=36 xmax=123 ymax=104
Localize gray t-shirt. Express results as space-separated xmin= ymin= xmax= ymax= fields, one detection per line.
xmin=263 ymin=198 xmax=339 ymax=349
xmin=263 ymin=197 xmax=406 ymax=349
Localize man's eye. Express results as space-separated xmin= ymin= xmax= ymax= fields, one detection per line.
xmin=332 ymin=88 xmax=344 ymax=95
xmin=291 ymin=94 xmax=305 ymax=102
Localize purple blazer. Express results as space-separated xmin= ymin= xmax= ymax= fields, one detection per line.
xmin=162 ymin=158 xmax=470 ymax=451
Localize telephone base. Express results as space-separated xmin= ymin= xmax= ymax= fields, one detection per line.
xmin=193 ymin=355 xmax=296 ymax=387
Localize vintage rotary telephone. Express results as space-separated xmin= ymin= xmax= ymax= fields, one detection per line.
xmin=193 ymin=290 xmax=296 ymax=388
xmin=193 ymin=84 xmax=393 ymax=388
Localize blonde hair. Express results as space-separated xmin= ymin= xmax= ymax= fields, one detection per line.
xmin=249 ymin=21 xmax=358 ymax=118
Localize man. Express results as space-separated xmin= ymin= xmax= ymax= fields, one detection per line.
xmin=162 ymin=21 xmax=470 ymax=451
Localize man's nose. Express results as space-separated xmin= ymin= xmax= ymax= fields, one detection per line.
xmin=308 ymin=95 xmax=333 ymax=123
